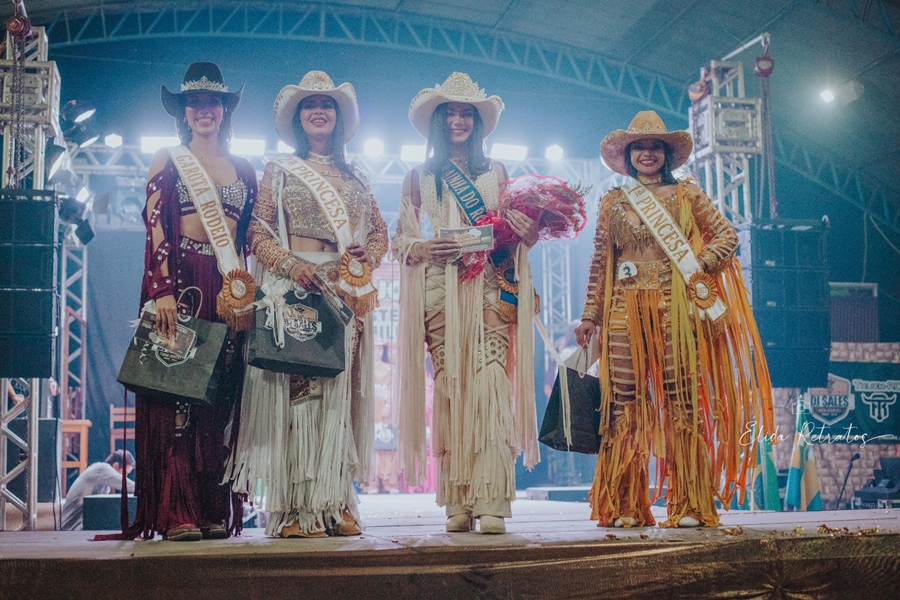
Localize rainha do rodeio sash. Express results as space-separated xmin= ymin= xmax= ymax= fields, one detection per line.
xmin=272 ymin=154 xmax=377 ymax=316
xmin=441 ymin=161 xmax=527 ymax=322
xmin=167 ymin=145 xmax=256 ymax=331
xmin=620 ymin=180 xmax=727 ymax=323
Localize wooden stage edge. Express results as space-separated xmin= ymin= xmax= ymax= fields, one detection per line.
xmin=2 ymin=494 xmax=900 ymax=599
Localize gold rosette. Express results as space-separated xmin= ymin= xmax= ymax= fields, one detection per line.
xmin=337 ymin=250 xmax=378 ymax=317
xmin=688 ymin=271 xmax=719 ymax=310
xmin=216 ymin=268 xmax=257 ymax=331
xmin=339 ymin=251 xmax=372 ymax=288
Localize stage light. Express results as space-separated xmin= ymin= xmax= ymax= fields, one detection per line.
xmin=839 ymin=79 xmax=864 ymax=106
xmin=119 ymin=196 xmax=143 ymax=224
xmin=58 ymin=194 xmax=87 ymax=224
xmin=75 ymin=187 xmax=90 ymax=203
xmin=60 ymin=100 xmax=96 ymax=125
xmin=231 ymin=138 xmax=266 ymax=157
xmin=65 ymin=123 xmax=99 ymax=148
xmin=820 ymin=89 xmax=835 ymax=103
xmin=400 ymin=144 xmax=426 ymax=163
xmin=140 ymin=136 xmax=179 ymax=154
xmin=104 ymin=134 xmax=123 ymax=148
xmin=45 ymin=144 xmax=67 ymax=179
xmin=364 ymin=138 xmax=384 ymax=158
xmin=490 ymin=143 xmax=528 ymax=162
xmin=545 ymin=144 xmax=564 ymax=162
xmin=277 ymin=141 xmax=294 ymax=154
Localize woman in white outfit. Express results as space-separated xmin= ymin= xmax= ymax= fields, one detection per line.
xmin=227 ymin=71 xmax=388 ymax=538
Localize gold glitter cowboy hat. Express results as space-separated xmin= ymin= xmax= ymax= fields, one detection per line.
xmin=600 ymin=111 xmax=693 ymax=176
xmin=161 ymin=62 xmax=243 ymax=118
xmin=273 ymin=70 xmax=359 ymax=148
xmin=408 ymin=72 xmax=505 ymax=139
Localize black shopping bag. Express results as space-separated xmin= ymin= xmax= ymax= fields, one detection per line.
xmin=248 ymin=279 xmax=353 ymax=378
xmin=539 ymin=364 xmax=601 ymax=454
xmin=117 ymin=310 xmax=228 ymax=404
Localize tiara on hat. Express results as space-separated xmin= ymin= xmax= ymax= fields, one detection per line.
xmin=181 ymin=76 xmax=228 ymax=93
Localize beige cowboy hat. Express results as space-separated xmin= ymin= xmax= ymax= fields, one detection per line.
xmin=408 ymin=72 xmax=504 ymax=139
xmin=273 ymin=70 xmax=359 ymax=148
xmin=600 ymin=110 xmax=693 ymax=176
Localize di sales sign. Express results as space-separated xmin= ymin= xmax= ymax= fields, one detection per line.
xmin=803 ymin=362 xmax=900 ymax=444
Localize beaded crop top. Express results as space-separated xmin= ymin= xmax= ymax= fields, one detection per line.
xmin=176 ymin=177 xmax=248 ymax=221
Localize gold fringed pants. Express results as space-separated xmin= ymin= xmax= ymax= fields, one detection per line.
xmin=589 ymin=262 xmax=719 ymax=528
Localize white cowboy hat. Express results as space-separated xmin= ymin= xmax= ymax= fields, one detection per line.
xmin=408 ymin=72 xmax=504 ymax=139
xmin=273 ymin=70 xmax=359 ymax=148
xmin=600 ymin=110 xmax=693 ymax=176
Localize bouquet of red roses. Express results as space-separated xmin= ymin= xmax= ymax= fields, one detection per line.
xmin=458 ymin=175 xmax=588 ymax=281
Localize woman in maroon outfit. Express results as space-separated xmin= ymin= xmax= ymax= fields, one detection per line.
xmin=127 ymin=63 xmax=257 ymax=541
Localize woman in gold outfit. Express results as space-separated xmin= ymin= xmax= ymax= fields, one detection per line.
xmin=575 ymin=111 xmax=772 ymax=528
xmin=227 ymin=71 xmax=388 ymax=538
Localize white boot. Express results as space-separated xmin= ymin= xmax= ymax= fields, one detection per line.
xmin=446 ymin=513 xmax=475 ymax=532
xmin=612 ymin=517 xmax=637 ymax=528
xmin=479 ymin=515 xmax=506 ymax=534
xmin=678 ymin=516 xmax=701 ymax=528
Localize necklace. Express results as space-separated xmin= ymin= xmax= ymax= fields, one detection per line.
xmin=306 ymin=151 xmax=334 ymax=165
xmin=637 ymin=174 xmax=664 ymax=185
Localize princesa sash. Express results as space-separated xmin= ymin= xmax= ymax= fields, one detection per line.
xmin=620 ymin=180 xmax=727 ymax=323
xmin=167 ymin=145 xmax=255 ymax=331
xmin=272 ymin=154 xmax=377 ymax=315
xmin=440 ymin=160 xmax=488 ymax=225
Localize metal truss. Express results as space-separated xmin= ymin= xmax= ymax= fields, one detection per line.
xmin=774 ymin=133 xmax=900 ymax=237
xmin=37 ymin=1 xmax=899 ymax=242
xmin=816 ymin=0 xmax=900 ymax=41
xmin=0 ymin=28 xmax=59 ymax=531
xmin=0 ymin=378 xmax=40 ymax=531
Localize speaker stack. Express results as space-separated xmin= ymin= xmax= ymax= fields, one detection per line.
xmin=0 ymin=190 xmax=59 ymax=378
xmin=740 ymin=219 xmax=830 ymax=388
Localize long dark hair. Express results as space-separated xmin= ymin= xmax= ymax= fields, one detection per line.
xmin=624 ymin=139 xmax=677 ymax=184
xmin=175 ymin=98 xmax=233 ymax=151
xmin=423 ymin=102 xmax=492 ymax=201
xmin=292 ymin=97 xmax=354 ymax=178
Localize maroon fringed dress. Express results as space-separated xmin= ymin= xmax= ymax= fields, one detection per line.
xmin=125 ymin=154 xmax=257 ymax=539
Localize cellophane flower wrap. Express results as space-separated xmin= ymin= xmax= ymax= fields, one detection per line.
xmin=493 ymin=175 xmax=588 ymax=248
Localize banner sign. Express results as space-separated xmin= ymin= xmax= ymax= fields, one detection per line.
xmin=801 ymin=362 xmax=900 ymax=444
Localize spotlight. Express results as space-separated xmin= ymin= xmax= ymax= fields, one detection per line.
xmin=64 ymin=122 xmax=99 ymax=148
xmin=119 ymin=196 xmax=143 ymax=224
xmin=73 ymin=220 xmax=94 ymax=245
xmin=231 ymin=138 xmax=266 ymax=157
xmin=60 ymin=100 xmax=96 ymax=125
xmin=688 ymin=80 xmax=709 ymax=102
xmin=545 ymin=144 xmax=564 ymax=162
xmin=140 ymin=136 xmax=179 ymax=154
xmin=839 ymin=79 xmax=864 ymax=106
xmin=363 ymin=138 xmax=384 ymax=158
xmin=104 ymin=134 xmax=123 ymax=148
xmin=45 ymin=144 xmax=67 ymax=179
xmin=58 ymin=194 xmax=87 ymax=224
xmin=489 ymin=143 xmax=528 ymax=162
xmin=277 ymin=140 xmax=294 ymax=154
xmin=400 ymin=144 xmax=426 ymax=163
xmin=820 ymin=89 xmax=835 ymax=103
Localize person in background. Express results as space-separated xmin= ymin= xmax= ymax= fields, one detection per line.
xmin=61 ymin=450 xmax=135 ymax=531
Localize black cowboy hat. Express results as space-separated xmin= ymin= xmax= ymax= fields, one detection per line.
xmin=160 ymin=62 xmax=243 ymax=118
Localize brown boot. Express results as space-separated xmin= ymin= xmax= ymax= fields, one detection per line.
xmin=279 ymin=521 xmax=328 ymax=539
xmin=333 ymin=508 xmax=362 ymax=536
xmin=163 ymin=524 xmax=202 ymax=542
xmin=201 ymin=524 xmax=229 ymax=540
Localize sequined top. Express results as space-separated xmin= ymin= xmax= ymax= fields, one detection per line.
xmin=249 ymin=160 xmax=389 ymax=278
xmin=581 ymin=183 xmax=737 ymax=325
xmin=176 ymin=177 xmax=248 ymax=221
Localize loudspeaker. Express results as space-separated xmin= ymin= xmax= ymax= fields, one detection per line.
xmin=0 ymin=335 xmax=55 ymax=378
xmin=0 ymin=190 xmax=58 ymax=244
xmin=0 ymin=191 xmax=59 ymax=379
xmin=5 ymin=417 xmax=62 ymax=503
xmin=83 ymin=494 xmax=137 ymax=531
xmin=742 ymin=219 xmax=830 ymax=388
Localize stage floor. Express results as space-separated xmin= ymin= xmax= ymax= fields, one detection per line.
xmin=2 ymin=494 xmax=900 ymax=598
